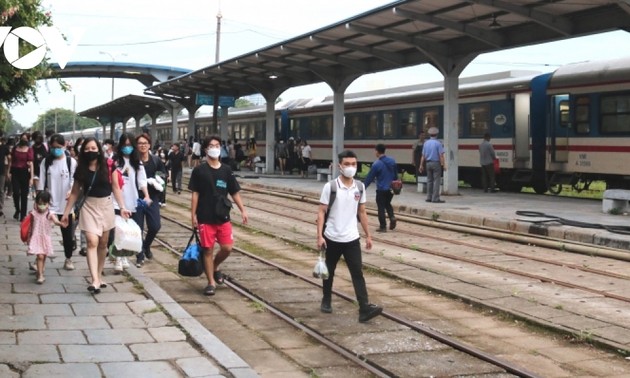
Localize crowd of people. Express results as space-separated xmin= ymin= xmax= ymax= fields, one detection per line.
xmin=0 ymin=126 xmax=497 ymax=323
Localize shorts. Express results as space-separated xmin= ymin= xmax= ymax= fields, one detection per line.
xmin=198 ymin=222 xmax=233 ymax=249
xmin=79 ymin=196 xmax=115 ymax=237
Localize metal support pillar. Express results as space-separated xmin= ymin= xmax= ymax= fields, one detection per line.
xmin=220 ymin=106 xmax=229 ymax=142
xmin=443 ymin=74 xmax=459 ymax=195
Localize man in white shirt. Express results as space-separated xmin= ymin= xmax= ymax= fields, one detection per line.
xmin=316 ymin=150 xmax=383 ymax=323
xmin=37 ymin=134 xmax=77 ymax=270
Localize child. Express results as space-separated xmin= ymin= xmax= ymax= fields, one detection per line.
xmin=26 ymin=191 xmax=61 ymax=284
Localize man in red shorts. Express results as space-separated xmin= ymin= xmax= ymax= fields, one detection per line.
xmin=189 ymin=135 xmax=248 ymax=296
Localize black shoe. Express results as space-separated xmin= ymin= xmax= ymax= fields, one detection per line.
xmin=145 ymin=250 xmax=153 ymax=260
xmin=376 ymin=227 xmax=386 ymax=233
xmin=79 ymin=248 xmax=87 ymax=257
xmin=432 ymin=200 xmax=445 ymax=203
xmin=320 ymin=298 xmax=332 ymax=313
xmin=425 ymin=199 xmax=432 ymax=203
xmin=13 ymin=211 xmax=19 ymax=220
xmin=359 ymin=304 xmax=383 ymax=323
xmin=389 ymin=218 xmax=397 ymax=230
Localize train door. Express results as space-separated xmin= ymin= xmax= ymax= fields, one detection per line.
xmin=549 ymin=95 xmax=570 ymax=163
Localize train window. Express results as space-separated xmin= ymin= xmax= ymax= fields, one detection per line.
xmin=255 ymin=121 xmax=265 ymax=141
xmin=399 ymin=110 xmax=417 ymax=138
xmin=345 ymin=114 xmax=363 ymax=139
xmin=575 ymin=96 xmax=590 ymax=134
xmin=601 ymin=94 xmax=630 ymax=134
xmin=310 ymin=116 xmax=333 ymax=139
xmin=422 ymin=109 xmax=439 ymax=134
xmin=468 ymin=104 xmax=491 ymax=137
xmin=366 ymin=113 xmax=379 ymax=138
xmin=559 ymin=100 xmax=570 ymax=128
xmin=382 ymin=111 xmax=396 ymax=138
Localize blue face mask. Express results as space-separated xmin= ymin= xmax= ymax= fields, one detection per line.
xmin=51 ymin=147 xmax=64 ymax=157
xmin=121 ymin=146 xmax=134 ymax=155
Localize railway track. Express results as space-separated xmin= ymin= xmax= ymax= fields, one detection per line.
xmin=136 ymin=180 xmax=630 ymax=376
xmin=152 ymin=213 xmax=538 ymax=377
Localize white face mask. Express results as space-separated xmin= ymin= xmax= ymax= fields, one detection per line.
xmin=340 ymin=166 xmax=356 ymax=178
xmin=207 ymin=147 xmax=221 ymax=159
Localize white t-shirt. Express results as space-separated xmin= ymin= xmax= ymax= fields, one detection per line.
xmin=192 ymin=142 xmax=201 ymax=156
xmin=301 ymin=145 xmax=312 ymax=159
xmin=320 ymin=177 xmax=366 ymax=243
xmin=112 ymin=158 xmax=147 ymax=212
xmin=37 ymin=157 xmax=77 ymax=215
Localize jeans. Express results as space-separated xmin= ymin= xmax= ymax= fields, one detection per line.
xmin=132 ymin=196 xmax=161 ymax=263
xmin=375 ymin=189 xmax=394 ymax=229
xmin=171 ymin=170 xmax=182 ymax=192
xmin=322 ymin=237 xmax=369 ymax=307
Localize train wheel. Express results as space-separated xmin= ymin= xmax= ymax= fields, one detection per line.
xmin=547 ymin=184 xmax=562 ymax=195
xmin=533 ymin=182 xmax=547 ymax=194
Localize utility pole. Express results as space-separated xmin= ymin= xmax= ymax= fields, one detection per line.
xmin=212 ymin=2 xmax=222 ymax=134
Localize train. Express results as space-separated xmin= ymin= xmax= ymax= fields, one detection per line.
xmin=64 ymin=56 xmax=630 ymax=194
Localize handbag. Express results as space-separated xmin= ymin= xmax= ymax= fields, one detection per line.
xmin=178 ymin=230 xmax=204 ymax=277
xmin=391 ymin=179 xmax=403 ymax=195
xmin=388 ymin=161 xmax=402 ymax=195
xmin=20 ymin=213 xmax=33 ymax=243
xmin=312 ymin=246 xmax=329 ymax=279
xmin=493 ymin=158 xmax=500 ymax=174
xmin=206 ymin=164 xmax=233 ymax=221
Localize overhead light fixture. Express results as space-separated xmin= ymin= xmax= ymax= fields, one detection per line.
xmin=489 ymin=14 xmax=501 ymax=29
xmin=268 ymin=73 xmax=278 ymax=80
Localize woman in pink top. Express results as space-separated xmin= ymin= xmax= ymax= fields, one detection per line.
xmin=8 ymin=133 xmax=33 ymax=221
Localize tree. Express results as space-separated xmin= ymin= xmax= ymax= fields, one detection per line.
xmin=0 ymin=1 xmax=69 ymax=131
xmin=235 ymin=98 xmax=254 ymax=108
xmin=31 ymin=108 xmax=99 ymax=133
xmin=0 ymin=104 xmax=23 ymax=135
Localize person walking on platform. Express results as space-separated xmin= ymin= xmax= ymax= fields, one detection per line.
xmin=167 ymin=143 xmax=185 ymax=194
xmin=36 ymin=134 xmax=78 ymax=271
xmin=316 ymin=150 xmax=383 ymax=323
xmin=189 ymin=135 xmax=248 ymax=296
xmin=419 ymin=127 xmax=445 ymax=203
xmin=412 ymin=131 xmax=425 ymax=180
xmin=60 ymin=137 xmax=131 ymax=294
xmin=0 ymin=137 xmax=10 ymax=218
xmin=364 ymin=143 xmax=398 ymax=232
xmin=8 ymin=133 xmax=34 ymax=221
xmin=133 ymin=134 xmax=166 ymax=267
xmin=25 ymin=191 xmax=63 ymax=284
xmin=479 ymin=132 xmax=497 ymax=193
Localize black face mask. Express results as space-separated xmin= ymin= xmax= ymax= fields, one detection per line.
xmin=85 ymin=151 xmax=99 ymax=161
xmin=18 ymin=140 xmax=28 ymax=147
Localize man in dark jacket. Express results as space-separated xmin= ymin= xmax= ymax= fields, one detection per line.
xmin=364 ymin=143 xmax=398 ymax=232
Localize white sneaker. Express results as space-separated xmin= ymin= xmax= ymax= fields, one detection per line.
xmin=114 ymin=257 xmax=123 ymax=273
xmin=121 ymin=257 xmax=130 ymax=269
xmin=63 ymin=259 xmax=75 ymax=271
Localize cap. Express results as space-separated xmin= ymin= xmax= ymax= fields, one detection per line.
xmin=428 ymin=127 xmax=439 ymax=135
xmin=289 ymin=137 xmax=294 ymax=140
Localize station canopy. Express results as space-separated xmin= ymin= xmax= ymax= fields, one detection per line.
xmin=78 ymin=94 xmax=170 ymax=124
xmin=147 ymin=0 xmax=630 ymax=100
xmin=49 ymin=62 xmax=191 ymax=87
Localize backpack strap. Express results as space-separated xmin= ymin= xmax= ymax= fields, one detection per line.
xmin=43 ymin=156 xmax=72 ymax=191
xmin=324 ymin=179 xmax=364 ymax=223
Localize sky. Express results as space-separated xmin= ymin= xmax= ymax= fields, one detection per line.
xmin=7 ymin=0 xmax=630 ymax=128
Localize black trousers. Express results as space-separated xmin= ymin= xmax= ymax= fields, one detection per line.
xmin=10 ymin=168 xmax=29 ymax=219
xmin=56 ymin=213 xmax=74 ymax=259
xmin=322 ymin=237 xmax=369 ymax=307
xmin=375 ymin=189 xmax=394 ymax=229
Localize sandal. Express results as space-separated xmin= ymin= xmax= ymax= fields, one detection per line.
xmin=203 ymin=285 xmax=216 ymax=296
xmin=213 ymin=271 xmax=225 ymax=285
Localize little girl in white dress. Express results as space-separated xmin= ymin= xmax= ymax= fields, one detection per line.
xmin=26 ymin=191 xmax=61 ymax=284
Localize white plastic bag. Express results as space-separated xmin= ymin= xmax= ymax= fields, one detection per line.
xmin=114 ymin=216 xmax=143 ymax=253
xmin=312 ymin=248 xmax=329 ymax=280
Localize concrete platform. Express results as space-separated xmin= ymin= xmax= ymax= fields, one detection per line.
xmin=0 ymin=198 xmax=258 ymax=377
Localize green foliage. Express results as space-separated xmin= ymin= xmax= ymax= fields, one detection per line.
xmin=31 ymin=108 xmax=99 ymax=133
xmin=0 ymin=0 xmax=68 ymax=106
xmin=234 ymin=98 xmax=254 ymax=108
